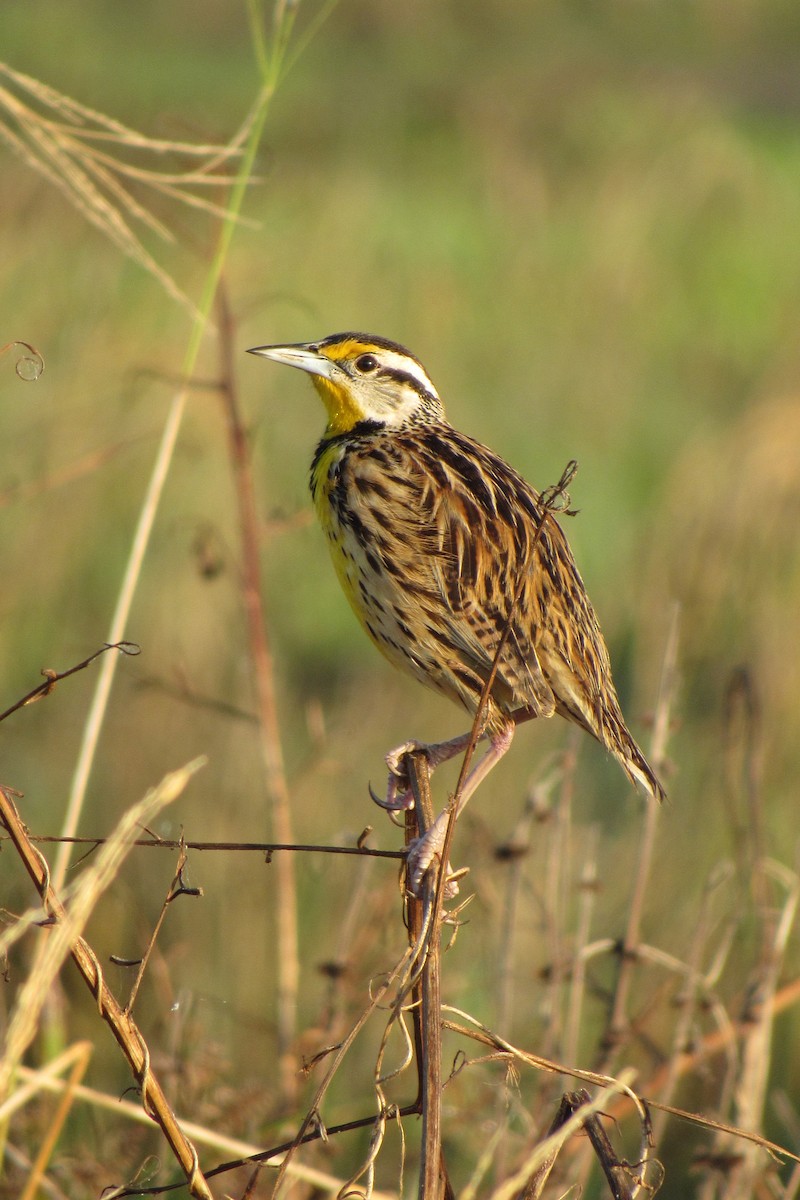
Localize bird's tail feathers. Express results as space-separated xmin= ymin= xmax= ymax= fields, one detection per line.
xmin=555 ymin=693 xmax=666 ymax=802
xmin=617 ymin=738 xmax=667 ymax=803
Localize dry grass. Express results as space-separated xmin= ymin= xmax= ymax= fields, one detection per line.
xmin=2 ymin=464 xmax=798 ymax=1196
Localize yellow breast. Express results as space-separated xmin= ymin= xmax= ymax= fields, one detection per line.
xmin=310 ymin=438 xmax=366 ymax=620
xmin=309 ymin=435 xmax=436 ymax=684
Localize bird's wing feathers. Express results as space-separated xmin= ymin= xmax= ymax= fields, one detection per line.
xmin=399 ymin=428 xmax=563 ymax=719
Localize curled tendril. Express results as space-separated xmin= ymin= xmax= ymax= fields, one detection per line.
xmin=1 ymin=340 xmax=45 ymax=381
xmin=109 ymin=641 xmax=142 ymax=657
xmin=540 ymin=458 xmax=579 ymax=516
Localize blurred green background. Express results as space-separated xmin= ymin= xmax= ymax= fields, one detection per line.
xmin=2 ymin=0 xmax=800 ymax=1194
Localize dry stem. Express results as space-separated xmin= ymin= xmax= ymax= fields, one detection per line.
xmin=215 ymin=285 xmax=299 ymax=1103
xmin=405 ymin=750 xmax=451 ymax=1200
xmin=0 ymin=765 xmax=211 ymax=1198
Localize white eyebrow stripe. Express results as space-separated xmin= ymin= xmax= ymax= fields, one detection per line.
xmin=379 ymin=350 xmax=440 ymax=399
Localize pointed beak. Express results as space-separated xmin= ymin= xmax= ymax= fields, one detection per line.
xmin=246 ymin=342 xmax=337 ymax=381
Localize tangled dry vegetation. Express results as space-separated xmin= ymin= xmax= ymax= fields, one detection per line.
xmin=2 ymin=612 xmax=800 ymax=1199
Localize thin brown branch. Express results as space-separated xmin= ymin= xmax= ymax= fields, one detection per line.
xmin=522 ymin=1088 xmax=657 ymax=1200
xmin=116 ymin=1102 xmax=421 ymax=1198
xmin=6 ymin=833 xmax=403 ymax=859
xmin=0 ymin=642 xmax=140 ymax=724
xmin=577 ymin=1087 xmax=657 ymax=1200
xmin=123 ymin=840 xmax=202 ymax=1015
xmin=0 ymin=773 xmax=211 ymax=1199
xmin=520 ymin=1092 xmax=576 ymax=1200
xmin=720 ymin=860 xmax=800 ymax=1200
xmin=389 ymin=461 xmax=582 ymax=1194
xmin=215 ymin=285 xmax=299 ymax=1103
xmin=405 ymin=751 xmax=451 ymax=1200
xmin=723 ymin=666 xmax=765 ymax=889
xmin=485 ymin=1069 xmax=642 ymax=1200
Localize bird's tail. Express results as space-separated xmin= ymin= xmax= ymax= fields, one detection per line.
xmin=614 ymin=731 xmax=666 ymax=802
xmin=556 ymin=692 xmax=667 ymax=802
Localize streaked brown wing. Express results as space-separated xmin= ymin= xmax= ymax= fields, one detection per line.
xmin=399 ymin=428 xmax=558 ymax=718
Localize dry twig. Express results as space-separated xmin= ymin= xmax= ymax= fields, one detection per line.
xmin=0 ymin=763 xmax=210 ymax=1198
xmin=215 ymin=285 xmax=299 ymax=1104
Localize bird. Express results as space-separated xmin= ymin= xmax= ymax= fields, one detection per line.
xmin=248 ymin=332 xmax=665 ymax=883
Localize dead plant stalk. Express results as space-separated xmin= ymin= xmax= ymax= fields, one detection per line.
xmin=215 ymin=286 xmax=299 ymax=1102
xmin=0 ymin=763 xmax=211 ymax=1199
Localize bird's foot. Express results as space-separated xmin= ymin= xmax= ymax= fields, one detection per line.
xmin=369 ymin=740 xmax=435 ymax=813
xmin=370 ymin=734 xmax=478 ymax=892
xmin=406 ymin=810 xmax=467 ymax=898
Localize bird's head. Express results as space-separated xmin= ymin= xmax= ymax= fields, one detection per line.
xmin=247 ymin=332 xmax=445 ymax=436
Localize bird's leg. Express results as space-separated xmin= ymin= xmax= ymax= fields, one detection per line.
xmin=407 ymin=720 xmax=516 ymax=893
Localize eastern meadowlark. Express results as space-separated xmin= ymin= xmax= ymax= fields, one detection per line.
xmin=248 ymin=333 xmax=665 ymax=880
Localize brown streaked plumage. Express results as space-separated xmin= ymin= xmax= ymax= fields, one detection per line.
xmin=248 ymin=333 xmax=665 ymax=879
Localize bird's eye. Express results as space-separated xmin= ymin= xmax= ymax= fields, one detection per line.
xmin=355 ymin=353 xmax=379 ymax=374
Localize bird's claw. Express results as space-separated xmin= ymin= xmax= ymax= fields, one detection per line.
xmin=368 ymin=780 xmax=413 ymax=812
xmin=372 ymin=740 xmax=433 ymax=813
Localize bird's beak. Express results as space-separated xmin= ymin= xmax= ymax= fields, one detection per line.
xmin=246 ymin=342 xmax=337 ymax=381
